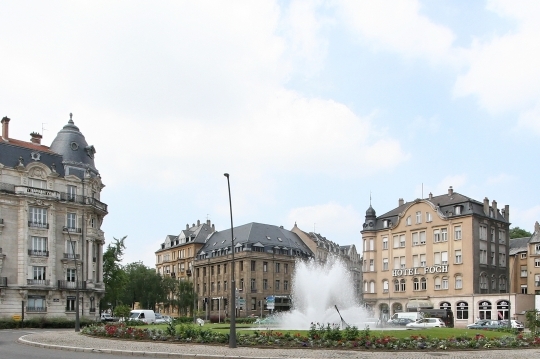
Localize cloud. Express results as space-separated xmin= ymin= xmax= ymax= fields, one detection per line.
xmin=511 ymin=205 xmax=540 ymax=231
xmin=432 ymin=175 xmax=468 ymax=196
xmin=286 ymin=202 xmax=362 ymax=245
xmin=336 ymin=0 xmax=457 ymax=64
xmin=486 ymin=173 xmax=516 ymax=186
xmin=454 ymin=0 xmax=540 ymax=134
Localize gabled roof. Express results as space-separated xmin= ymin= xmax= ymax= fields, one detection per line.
xmin=529 ymin=222 xmax=540 ymax=244
xmin=509 ymin=237 xmax=530 ymax=255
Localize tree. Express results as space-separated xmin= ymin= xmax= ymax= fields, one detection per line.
xmin=175 ymin=280 xmax=195 ymax=316
xmin=510 ymin=227 xmax=532 ymax=239
xmin=122 ymin=261 xmax=167 ymax=310
xmin=102 ymin=236 xmax=127 ymax=312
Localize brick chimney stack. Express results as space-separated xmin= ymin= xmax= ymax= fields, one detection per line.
xmin=30 ymin=132 xmax=42 ymax=144
xmin=398 ymin=198 xmax=404 ymax=206
xmin=1 ymin=116 xmax=10 ymax=140
xmin=448 ymin=186 xmax=453 ymax=196
xmin=483 ymin=197 xmax=489 ymax=216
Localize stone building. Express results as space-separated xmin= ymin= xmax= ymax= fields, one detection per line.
xmin=291 ymin=224 xmax=362 ymax=301
xmin=193 ymin=222 xmax=313 ymax=319
xmin=0 ymin=115 xmax=107 ymax=319
xmin=361 ymin=187 xmax=518 ymax=327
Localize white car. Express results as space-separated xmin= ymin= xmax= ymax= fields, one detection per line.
xmin=154 ymin=313 xmax=172 ymax=324
xmin=500 ymin=320 xmax=525 ymax=331
xmin=406 ymin=318 xmax=446 ymax=329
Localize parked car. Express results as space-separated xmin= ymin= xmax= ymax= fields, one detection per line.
xmin=466 ymin=320 xmax=504 ymax=330
xmin=389 ymin=318 xmax=414 ymax=327
xmin=467 ymin=319 xmax=490 ymax=329
xmin=154 ymin=313 xmax=173 ymax=324
xmin=100 ymin=313 xmax=115 ymax=322
xmin=405 ymin=318 xmax=446 ymax=329
xmin=500 ymin=320 xmax=525 ymax=331
xmin=361 ymin=318 xmax=380 ymax=328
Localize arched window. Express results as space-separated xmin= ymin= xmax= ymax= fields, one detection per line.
xmin=440 ymin=302 xmax=451 ymax=310
xmin=442 ymin=276 xmax=448 ymax=289
xmin=478 ymin=300 xmax=492 ymax=320
xmin=413 ymin=278 xmax=419 ymax=291
xmin=499 ymin=276 xmax=507 ymax=291
xmin=406 ymin=216 xmax=412 ymax=226
xmin=370 ymin=281 xmax=375 ymax=293
xmin=455 ymin=274 xmax=463 ymax=289
xmin=400 ymin=279 xmax=406 ymax=292
xmin=364 ymin=281 xmax=368 ymax=292
xmin=434 ymin=276 xmax=441 ymax=290
xmin=479 ymin=273 xmax=488 ymax=290
xmin=394 ymin=279 xmax=400 ymax=291
xmin=421 ymin=277 xmax=427 ymax=290
xmin=491 ymin=275 xmax=496 ymax=290
xmin=383 ymin=280 xmax=389 ymax=293
xmin=456 ymin=301 xmax=468 ymax=320
xmin=497 ymin=300 xmax=509 ymax=320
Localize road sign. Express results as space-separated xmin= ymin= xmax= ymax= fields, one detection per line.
xmin=266 ymin=295 xmax=275 ymax=310
xmin=12 ymin=315 xmax=21 ymax=322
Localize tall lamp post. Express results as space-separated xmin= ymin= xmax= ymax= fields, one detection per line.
xmin=63 ymin=226 xmax=80 ymax=332
xmin=224 ymin=173 xmax=236 ymax=348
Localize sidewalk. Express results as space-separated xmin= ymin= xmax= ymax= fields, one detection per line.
xmin=18 ymin=330 xmax=540 ymax=359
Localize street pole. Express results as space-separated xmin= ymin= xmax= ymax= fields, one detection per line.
xmin=64 ymin=226 xmax=80 ymax=332
xmin=224 ymin=173 xmax=236 ymax=348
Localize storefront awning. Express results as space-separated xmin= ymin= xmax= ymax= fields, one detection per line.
xmin=406 ymin=299 xmax=434 ymax=310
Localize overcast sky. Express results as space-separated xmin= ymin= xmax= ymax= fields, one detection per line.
xmin=2 ymin=1 xmax=540 ymax=267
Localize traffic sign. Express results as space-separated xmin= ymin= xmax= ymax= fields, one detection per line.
xmin=266 ymin=295 xmax=275 ymax=310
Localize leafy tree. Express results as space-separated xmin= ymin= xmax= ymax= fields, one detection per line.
xmin=175 ymin=280 xmax=196 ymax=316
xmin=114 ymin=304 xmax=132 ymax=320
xmin=510 ymin=227 xmax=532 ymax=239
xmin=122 ymin=261 xmax=166 ymax=310
xmin=102 ymin=236 xmax=127 ymax=312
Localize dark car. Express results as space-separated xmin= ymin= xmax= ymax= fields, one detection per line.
xmin=466 ymin=320 xmax=504 ymax=330
xmin=389 ymin=318 xmax=414 ymax=326
xmin=100 ymin=313 xmax=116 ymax=322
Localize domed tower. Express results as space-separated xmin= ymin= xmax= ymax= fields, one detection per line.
xmin=50 ymin=113 xmax=99 ymax=179
xmin=363 ymin=204 xmax=377 ymax=230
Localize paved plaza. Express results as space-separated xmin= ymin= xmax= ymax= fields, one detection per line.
xmin=17 ymin=330 xmax=540 ymax=359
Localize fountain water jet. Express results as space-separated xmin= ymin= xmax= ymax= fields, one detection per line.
xmin=275 ymin=257 xmax=372 ymax=329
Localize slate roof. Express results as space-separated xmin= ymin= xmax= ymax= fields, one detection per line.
xmin=363 ymin=190 xmax=509 ymax=231
xmin=530 ymin=222 xmax=540 ymax=244
xmin=0 ymin=141 xmax=66 ymax=177
xmin=156 ymin=223 xmax=214 ymax=252
xmin=197 ymin=222 xmax=313 ymax=258
xmin=509 ymin=237 xmax=530 ymax=255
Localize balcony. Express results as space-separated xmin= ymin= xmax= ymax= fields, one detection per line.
xmin=28 ymin=249 xmax=49 ymax=257
xmin=63 ymin=253 xmax=80 ymax=260
xmin=63 ymin=227 xmax=82 ymax=234
xmin=0 ymin=277 xmax=7 ymax=286
xmin=59 ymin=192 xmax=85 ymax=204
xmin=26 ymin=306 xmax=47 ymax=312
xmin=27 ymin=279 xmax=50 ymax=286
xmin=58 ymin=280 xmax=86 ymax=289
xmin=28 ymin=221 xmax=49 ymax=229
xmin=86 ymin=197 xmax=108 ymax=213
xmin=15 ymin=185 xmax=60 ymax=199
xmin=89 ymin=307 xmax=96 ymax=313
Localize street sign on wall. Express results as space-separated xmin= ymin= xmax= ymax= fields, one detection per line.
xmin=266 ymin=296 xmax=275 ymax=310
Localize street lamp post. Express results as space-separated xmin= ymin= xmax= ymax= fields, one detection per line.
xmin=224 ymin=173 xmax=236 ymax=348
xmin=64 ymin=226 xmax=80 ymax=332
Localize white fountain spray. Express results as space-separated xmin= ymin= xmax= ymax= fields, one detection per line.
xmin=276 ymin=257 xmax=372 ymax=329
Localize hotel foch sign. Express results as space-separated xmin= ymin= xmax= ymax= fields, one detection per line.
xmin=392 ymin=265 xmax=449 ymax=277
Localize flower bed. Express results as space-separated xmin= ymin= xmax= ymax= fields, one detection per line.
xmin=81 ymin=322 xmax=540 ymax=351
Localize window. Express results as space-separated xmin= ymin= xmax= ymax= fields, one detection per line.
xmin=478 ymin=301 xmax=492 ymax=320
xmin=369 ymin=239 xmax=374 ymax=251
xmin=393 ymin=235 xmax=399 ymax=248
xmin=393 ymin=257 xmax=399 ymax=270
xmin=536 ymin=244 xmax=540 ymax=254
xmin=419 ymin=231 xmax=426 ymax=244
xmin=275 ymin=263 xmax=280 ymax=273
xmin=420 ymin=254 xmax=426 ymax=267
xmin=499 ymin=276 xmax=507 ymax=290
xmin=521 ymin=266 xmax=527 ymax=277
xmin=454 ymin=225 xmax=462 ymax=240
xmin=217 ymin=281 xmax=221 ymax=291
xmin=456 ymin=301 xmax=468 ymax=319
xmin=455 ymin=275 xmax=463 ymax=289
xmin=499 ymin=250 xmax=506 ymax=267
xmin=67 ymin=212 xmax=76 ymax=230
xmin=441 ymin=228 xmax=448 ymax=242
xmin=455 ymin=250 xmax=462 ymax=264
xmin=211 ymin=282 xmax=215 ymax=292
xmin=521 ymin=253 xmax=527 ymax=259
xmin=382 ymin=236 xmax=388 ymax=250
xmin=369 ymin=281 xmax=375 ymax=293
xmin=383 ymin=280 xmax=389 ymax=293
xmin=521 ymin=285 xmax=527 ymax=294
xmin=413 ymin=277 xmax=419 ymax=290
xmin=416 ymin=211 xmax=422 ymax=224
xmin=211 ymin=266 xmax=215 ymax=275
xmin=406 ymin=216 xmax=411 ymax=226
xmin=399 ymin=234 xmax=405 ymax=247
xmin=479 ymin=225 xmax=487 ymax=240
xmin=394 ymin=279 xmax=399 ymax=291
xmin=66 ymin=268 xmax=76 ymax=283
xmin=382 ymin=258 xmax=388 ymax=271
xmin=499 ymin=230 xmax=506 ymax=244
xmin=412 ymin=232 xmax=419 ymax=246
xmin=251 ymin=261 xmax=256 ymax=271
xmin=239 ymin=261 xmax=244 ymax=271
xmin=28 ymin=295 xmax=46 ymax=311
xmin=441 ymin=251 xmax=448 ymax=265
xmin=491 ymin=228 xmax=495 ymax=242
xmin=491 ymin=251 xmax=496 ymax=265
xmin=413 ymin=255 xmax=419 ymax=267
xmin=275 ymin=280 xmax=280 ymax=291
xmin=491 ymin=276 xmax=496 ymax=289
xmin=29 ymin=178 xmax=46 ymax=189
xmin=67 ymin=185 xmax=77 ymax=201
xmin=66 ymin=296 xmax=76 ymax=311
xmin=434 ymin=252 xmax=441 ymax=265
xmin=240 ymin=278 xmax=244 ymax=290
xmin=479 ymin=273 xmax=488 ymax=289
xmin=535 ymin=258 xmax=540 ymax=267
xmin=400 ymin=256 xmax=406 ymax=269
xmin=454 ymin=205 xmax=461 ymax=215
xmin=251 ymin=298 xmax=256 ymax=310
xmin=251 ymin=278 xmax=256 ymax=290
xmin=263 ymin=279 xmax=267 ymax=290
xmin=369 ymin=259 xmax=374 ymax=271
xmin=426 ymin=212 xmax=432 ymax=222
xmin=383 ymin=220 xmax=389 ymax=228
xmin=284 ymin=263 xmax=288 ymax=274
xmin=284 ymin=280 xmax=289 ymax=290
xmin=400 ymin=279 xmax=406 ymax=291
xmin=433 ymin=229 xmax=440 ymax=243
xmin=435 ymin=276 xmax=441 ymax=290
xmin=33 ymin=266 xmax=46 ymax=281
xmin=31 ymin=236 xmax=47 ymax=256
xmin=29 ymin=207 xmax=47 ymax=227
xmin=480 ymin=249 xmax=487 ymax=264
xmin=442 ymin=276 xmax=448 ymax=289
xmin=263 ymin=262 xmax=268 ymax=272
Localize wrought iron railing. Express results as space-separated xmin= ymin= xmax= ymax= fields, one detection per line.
xmin=57 ymin=280 xmax=86 ymax=289
xmin=28 ymin=221 xmax=49 ymax=229
xmin=27 ymin=279 xmax=50 ymax=285
xmin=63 ymin=253 xmax=80 ymax=260
xmin=89 ymin=307 xmax=96 ymax=313
xmin=28 ymin=249 xmax=49 ymax=257
xmin=63 ymin=227 xmax=82 ymax=233
xmin=26 ymin=307 xmax=47 ymax=312
xmin=59 ymin=192 xmax=85 ymax=204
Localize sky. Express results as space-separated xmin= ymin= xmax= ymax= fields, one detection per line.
xmin=2 ymin=0 xmax=540 ymax=267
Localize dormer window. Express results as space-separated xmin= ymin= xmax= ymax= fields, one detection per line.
xmin=455 ymin=205 xmax=462 ymax=215
xmin=406 ymin=216 xmax=411 ymax=226
xmin=383 ymin=220 xmax=389 ymax=228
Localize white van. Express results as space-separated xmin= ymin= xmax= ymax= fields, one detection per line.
xmin=129 ymin=310 xmax=156 ymax=324
xmin=389 ymin=312 xmax=422 ymax=322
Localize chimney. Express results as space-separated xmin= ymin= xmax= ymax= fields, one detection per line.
xmin=398 ymin=198 xmax=404 ymax=206
xmin=429 ymin=192 xmax=433 ymax=200
xmin=186 ymin=224 xmax=189 ymax=230
xmin=197 ymin=219 xmax=200 ymax=226
xmin=492 ymin=200 xmax=498 ymax=216
xmin=1 ymin=116 xmax=10 ymax=140
xmin=212 ymin=224 xmax=215 ymax=231
xmin=207 ymin=219 xmax=211 ymax=226
xmin=30 ymin=132 xmax=42 ymax=144
xmin=504 ymin=205 xmax=509 ymax=222
xmin=448 ymin=186 xmax=453 ymax=196
xmin=483 ymin=197 xmax=489 ymax=216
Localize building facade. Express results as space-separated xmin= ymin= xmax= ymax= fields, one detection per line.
xmin=193 ymin=222 xmax=313 ymax=319
xmin=361 ymin=187 xmax=513 ymax=327
xmin=0 ymin=115 xmax=107 ymax=319
xmin=291 ymin=224 xmax=363 ymax=301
